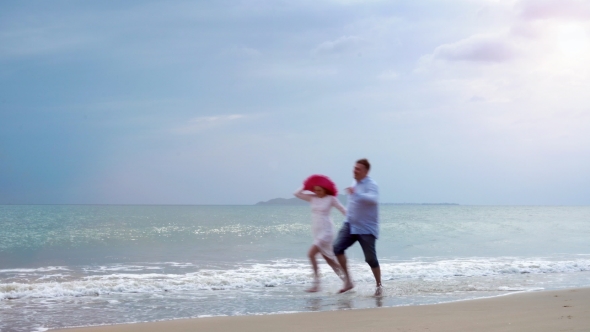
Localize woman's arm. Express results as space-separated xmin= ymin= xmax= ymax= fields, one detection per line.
xmin=293 ymin=186 xmax=314 ymax=202
xmin=332 ymin=196 xmax=347 ymax=215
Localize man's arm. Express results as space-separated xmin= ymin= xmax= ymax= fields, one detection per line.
xmin=353 ymin=181 xmax=379 ymax=205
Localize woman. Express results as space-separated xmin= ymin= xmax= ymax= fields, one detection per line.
xmin=294 ymin=175 xmax=346 ymax=292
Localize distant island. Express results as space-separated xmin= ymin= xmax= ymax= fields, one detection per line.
xmin=381 ymin=203 xmax=459 ymax=205
xmin=255 ymin=196 xmax=347 ymax=206
xmin=255 ymin=197 xmax=458 ymax=206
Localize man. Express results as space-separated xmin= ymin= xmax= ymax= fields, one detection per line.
xmin=333 ymin=158 xmax=382 ymax=295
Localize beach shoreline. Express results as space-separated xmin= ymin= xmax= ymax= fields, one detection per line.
xmin=53 ymin=287 xmax=590 ymax=332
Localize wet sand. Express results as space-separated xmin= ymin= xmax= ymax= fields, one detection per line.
xmin=54 ymin=287 xmax=590 ymax=332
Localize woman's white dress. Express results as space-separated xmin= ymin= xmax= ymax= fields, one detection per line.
xmin=294 ymin=188 xmax=347 ymax=261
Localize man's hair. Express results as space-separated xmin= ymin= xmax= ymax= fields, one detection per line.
xmin=356 ymin=158 xmax=371 ymax=171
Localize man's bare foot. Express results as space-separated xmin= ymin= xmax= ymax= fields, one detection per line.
xmin=374 ymin=285 xmax=383 ymax=296
xmin=338 ymin=281 xmax=354 ymax=294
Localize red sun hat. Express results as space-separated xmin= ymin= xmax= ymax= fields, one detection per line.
xmin=303 ymin=174 xmax=338 ymax=196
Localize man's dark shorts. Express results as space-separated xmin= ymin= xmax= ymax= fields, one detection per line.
xmin=333 ymin=222 xmax=379 ymax=268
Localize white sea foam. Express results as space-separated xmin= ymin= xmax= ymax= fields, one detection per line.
xmin=166 ymin=262 xmax=195 ymax=268
xmin=1 ymin=257 xmax=590 ymax=301
xmin=0 ymin=266 xmax=70 ymax=273
xmin=82 ymin=265 xmax=163 ymax=273
xmin=80 ymin=262 xmax=196 ymax=273
xmin=379 ymin=257 xmax=590 ymax=281
xmin=0 ymin=261 xmax=309 ymax=300
xmin=31 ymin=327 xmax=49 ymax=332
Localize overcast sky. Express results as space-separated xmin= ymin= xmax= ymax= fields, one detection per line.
xmin=1 ymin=0 xmax=590 ymax=205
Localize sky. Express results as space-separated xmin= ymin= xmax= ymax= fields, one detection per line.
xmin=1 ymin=0 xmax=590 ymax=205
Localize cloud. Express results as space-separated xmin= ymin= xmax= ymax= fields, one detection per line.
xmin=430 ymin=34 xmax=517 ymax=63
xmin=421 ymin=0 xmax=590 ymax=68
xmin=469 ymin=95 xmax=487 ymax=102
xmin=324 ymin=0 xmax=387 ymax=4
xmin=0 ymin=26 xmax=91 ymax=58
xmin=418 ymin=0 xmax=590 ymax=74
xmin=3 ymin=0 xmax=590 ymax=205
xmin=251 ymin=63 xmax=339 ymax=79
xmin=377 ymin=70 xmax=399 ymax=81
xmin=312 ymin=35 xmax=363 ymax=55
xmin=519 ymin=0 xmax=590 ymax=21
xmin=225 ymin=46 xmax=262 ymax=58
xmin=173 ymin=114 xmax=246 ymax=134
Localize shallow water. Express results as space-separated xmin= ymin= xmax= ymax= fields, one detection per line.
xmin=1 ymin=205 xmax=590 ymax=331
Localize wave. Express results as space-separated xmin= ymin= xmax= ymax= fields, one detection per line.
xmin=2 ymin=257 xmax=590 ymax=300
xmin=0 ymin=266 xmax=70 ymax=273
xmin=380 ymin=257 xmax=590 ymax=280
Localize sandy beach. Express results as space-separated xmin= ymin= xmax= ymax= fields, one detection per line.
xmin=54 ymin=287 xmax=590 ymax=332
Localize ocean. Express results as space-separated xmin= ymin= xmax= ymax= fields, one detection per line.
xmin=1 ymin=204 xmax=590 ymax=332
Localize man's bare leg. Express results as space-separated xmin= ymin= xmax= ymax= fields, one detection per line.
xmin=306 ymin=246 xmax=321 ymax=292
xmin=336 ymin=254 xmax=354 ymax=293
xmin=372 ymin=266 xmax=382 ymax=296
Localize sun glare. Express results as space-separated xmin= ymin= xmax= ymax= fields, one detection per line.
xmin=556 ymin=23 xmax=590 ymax=59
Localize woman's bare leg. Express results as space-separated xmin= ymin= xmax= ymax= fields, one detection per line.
xmin=321 ymin=254 xmax=344 ymax=281
xmin=306 ymin=245 xmax=321 ymax=292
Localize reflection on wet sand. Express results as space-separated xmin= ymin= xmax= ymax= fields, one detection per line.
xmin=306 ymin=298 xmax=322 ymax=311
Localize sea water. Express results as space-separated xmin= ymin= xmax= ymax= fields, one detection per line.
xmin=1 ymin=205 xmax=590 ymax=331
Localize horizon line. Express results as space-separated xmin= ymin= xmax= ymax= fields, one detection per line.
xmin=1 ymin=203 xmax=589 ymax=207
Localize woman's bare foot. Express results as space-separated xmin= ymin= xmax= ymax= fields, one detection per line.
xmin=305 ymin=280 xmax=320 ymax=293
xmin=338 ymin=281 xmax=354 ymax=293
